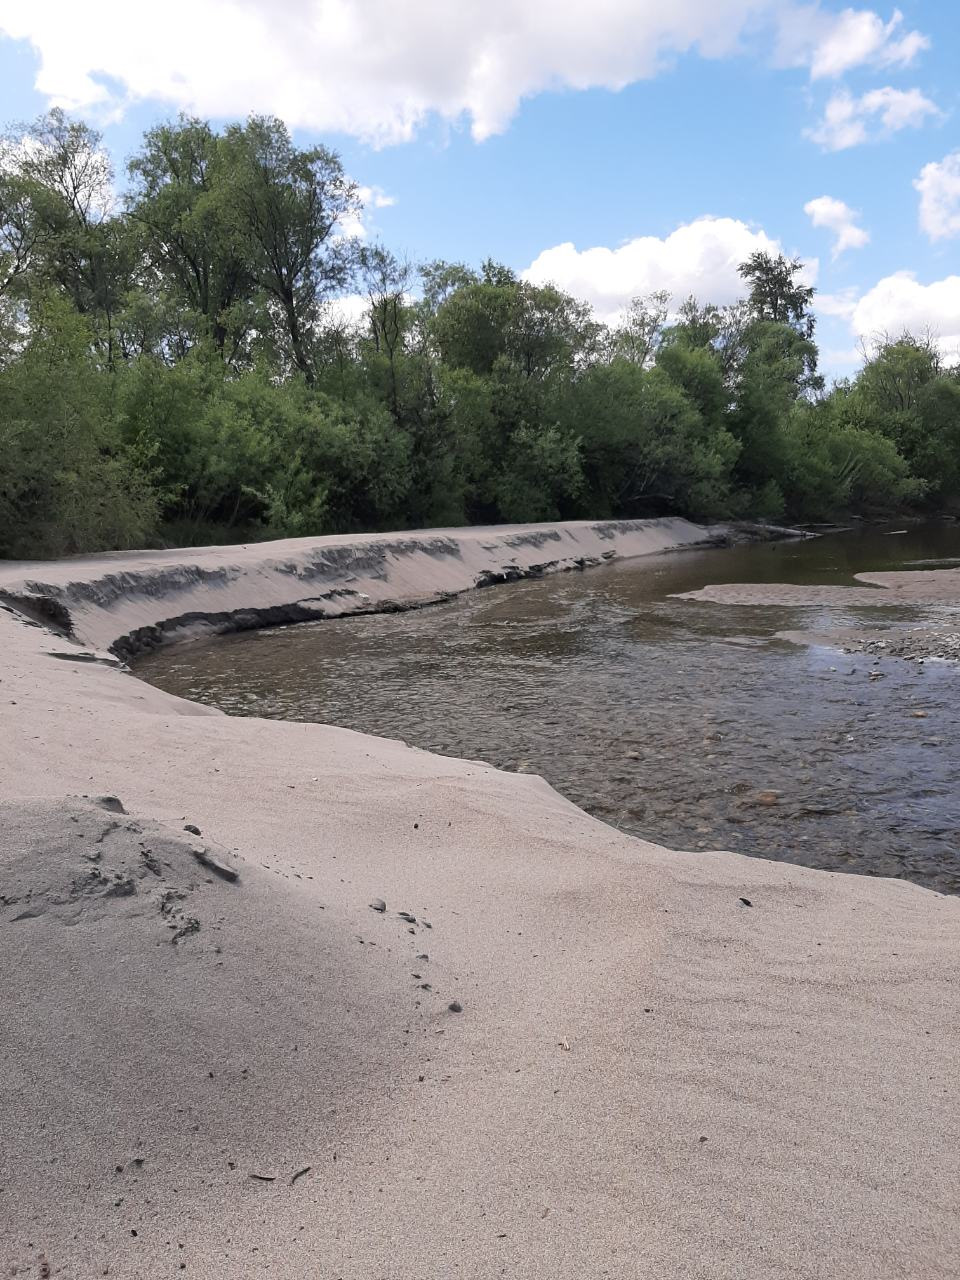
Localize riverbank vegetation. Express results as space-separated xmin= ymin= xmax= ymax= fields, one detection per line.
xmin=2 ymin=110 xmax=958 ymax=557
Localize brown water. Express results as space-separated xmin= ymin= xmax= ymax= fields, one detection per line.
xmin=136 ymin=524 xmax=960 ymax=895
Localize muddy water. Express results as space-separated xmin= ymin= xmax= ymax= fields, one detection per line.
xmin=136 ymin=524 xmax=960 ymax=894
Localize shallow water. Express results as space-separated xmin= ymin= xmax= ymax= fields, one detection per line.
xmin=137 ymin=523 xmax=960 ymax=894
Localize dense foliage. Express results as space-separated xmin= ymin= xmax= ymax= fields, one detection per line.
xmin=1 ymin=111 xmax=957 ymax=557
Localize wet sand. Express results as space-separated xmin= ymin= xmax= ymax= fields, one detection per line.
xmin=677 ymin=565 xmax=960 ymax=608
xmin=685 ymin=560 xmax=960 ymax=663
xmin=1 ymin=520 xmax=959 ymax=1279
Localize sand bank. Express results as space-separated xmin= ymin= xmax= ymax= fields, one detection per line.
xmin=0 ymin=516 xmax=718 ymax=656
xmin=1 ymin=519 xmax=958 ymax=1280
xmin=678 ymin=565 xmax=960 ymax=663
xmin=677 ymin=565 xmax=960 ymax=608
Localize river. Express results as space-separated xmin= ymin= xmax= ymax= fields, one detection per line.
xmin=136 ymin=523 xmax=960 ymax=894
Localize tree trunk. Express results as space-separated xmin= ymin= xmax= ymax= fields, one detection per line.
xmin=284 ymin=295 xmax=314 ymax=386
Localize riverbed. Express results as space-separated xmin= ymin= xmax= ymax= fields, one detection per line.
xmin=136 ymin=523 xmax=960 ymax=894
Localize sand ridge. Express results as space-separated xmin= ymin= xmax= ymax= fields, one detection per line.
xmin=1 ymin=521 xmax=959 ymax=1279
xmin=0 ymin=516 xmax=715 ymax=656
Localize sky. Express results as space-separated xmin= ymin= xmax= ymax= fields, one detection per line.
xmin=0 ymin=1 xmax=958 ymax=378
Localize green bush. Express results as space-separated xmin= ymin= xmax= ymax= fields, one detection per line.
xmin=0 ymin=296 xmax=157 ymax=557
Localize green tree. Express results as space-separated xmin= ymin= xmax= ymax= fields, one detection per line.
xmin=0 ymin=162 xmax=41 ymax=302
xmin=221 ymin=117 xmax=359 ymax=384
xmin=610 ymin=291 xmax=670 ymax=367
xmin=739 ymin=251 xmax=816 ymax=338
xmin=781 ymin=395 xmax=922 ymax=519
xmin=128 ymin=116 xmax=257 ymax=361
xmin=6 ymin=106 xmax=960 ymax=559
xmin=3 ymin=110 xmax=133 ymax=365
xmin=0 ymin=294 xmax=157 ymax=555
xmin=728 ymin=322 xmax=820 ymax=501
xmin=851 ymin=336 xmax=960 ymax=505
xmin=739 ymin=251 xmax=820 ymax=395
xmin=564 ymin=359 xmax=738 ymax=519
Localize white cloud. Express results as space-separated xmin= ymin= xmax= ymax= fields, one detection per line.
xmin=359 ymin=186 xmax=396 ymax=211
xmin=815 ymin=287 xmax=859 ymax=318
xmin=797 ymin=7 xmax=929 ymax=79
xmin=336 ymin=185 xmax=396 ymax=240
xmin=522 ymin=216 xmax=814 ymax=323
xmin=0 ymin=0 xmax=781 ymax=144
xmin=806 ymin=86 xmax=940 ymax=150
xmin=820 ymin=345 xmax=864 ymax=369
xmin=804 ymin=195 xmax=869 ymax=258
xmin=914 ymin=152 xmax=960 ymax=242
xmin=848 ymin=272 xmax=960 ymax=360
xmin=0 ymin=1 xmax=934 ymax=145
xmin=323 ymin=288 xmax=415 ymax=330
xmin=323 ymin=293 xmax=371 ymax=330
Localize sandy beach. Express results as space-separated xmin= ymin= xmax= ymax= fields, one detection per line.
xmin=2 ymin=518 xmax=959 ymax=1280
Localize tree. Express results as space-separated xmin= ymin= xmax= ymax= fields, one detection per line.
xmin=852 ymin=335 xmax=960 ymax=505
xmin=261 ymin=388 xmax=412 ymax=534
xmin=855 ymin=333 xmax=940 ymax=415
xmin=4 ymin=110 xmax=132 ymax=365
xmin=419 ymin=260 xmax=479 ymax=313
xmin=0 ymin=294 xmax=157 ymax=556
xmin=491 ymin=421 xmax=583 ymax=522
xmin=508 ymin=281 xmax=602 ymax=381
xmin=781 ymin=394 xmax=922 ymax=519
xmin=429 ymin=267 xmax=600 ymax=382
xmin=0 ymin=163 xmax=41 ymax=300
xmin=725 ymin=320 xmax=821 ymax=514
xmin=360 ymin=244 xmax=412 ymax=417
xmin=430 ymin=275 xmax=516 ymax=376
xmin=738 ymin=251 xmax=816 ymax=338
xmin=611 ymin=291 xmax=670 ymax=367
xmin=5 ymin=106 xmax=959 ymax=558
xmin=666 ymin=296 xmax=752 ymax=381
xmin=221 ymin=117 xmax=359 ymax=384
xmin=128 ymin=117 xmax=256 ymax=362
xmin=564 ymin=359 xmax=738 ymax=519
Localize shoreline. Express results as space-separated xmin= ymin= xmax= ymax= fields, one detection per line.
xmin=2 ymin=518 xmax=959 ymax=1279
xmin=780 ymin=622 xmax=960 ymax=664
xmin=0 ymin=517 xmax=713 ymax=657
xmin=0 ymin=517 xmax=801 ymax=659
xmin=677 ymin=563 xmax=960 ymax=663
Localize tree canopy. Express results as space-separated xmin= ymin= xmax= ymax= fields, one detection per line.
xmin=1 ymin=111 xmax=957 ymax=559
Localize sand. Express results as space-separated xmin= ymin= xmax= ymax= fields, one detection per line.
xmin=0 ymin=516 xmax=715 ymax=657
xmin=1 ymin=519 xmax=958 ymax=1280
xmin=676 ymin=565 xmax=960 ymax=608
xmin=679 ymin=564 xmax=960 ymax=665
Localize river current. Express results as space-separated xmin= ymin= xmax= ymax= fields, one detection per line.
xmin=136 ymin=523 xmax=960 ymax=895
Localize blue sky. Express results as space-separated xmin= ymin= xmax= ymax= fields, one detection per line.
xmin=1 ymin=1 xmax=958 ymax=376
